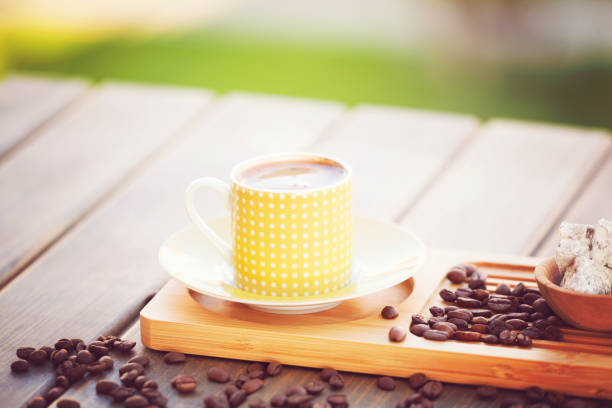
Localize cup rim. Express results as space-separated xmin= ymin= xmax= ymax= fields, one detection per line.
xmin=229 ymin=152 xmax=352 ymax=194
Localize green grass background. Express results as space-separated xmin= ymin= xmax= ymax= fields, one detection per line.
xmin=6 ymin=29 xmax=612 ymax=128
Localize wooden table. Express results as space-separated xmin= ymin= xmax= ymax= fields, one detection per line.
xmin=0 ymin=75 xmax=610 ymax=407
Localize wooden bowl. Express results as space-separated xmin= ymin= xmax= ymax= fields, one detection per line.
xmin=535 ymin=257 xmax=612 ymax=332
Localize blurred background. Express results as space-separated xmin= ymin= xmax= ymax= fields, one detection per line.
xmin=1 ymin=0 xmax=611 ymax=128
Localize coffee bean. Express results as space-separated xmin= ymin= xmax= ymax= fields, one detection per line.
xmin=141 ymin=387 xmax=166 ymax=406
xmin=471 ymin=324 xmax=489 ymax=334
xmin=205 ymin=394 xmax=230 ymax=408
xmin=114 ymin=340 xmax=136 ymax=353
xmin=521 ymin=327 xmax=542 ymax=339
xmin=511 ymin=282 xmax=526 ymax=296
xmin=521 ymin=292 xmax=540 ymax=305
xmin=500 ymin=396 xmax=525 ymax=408
xmin=329 ymin=373 xmax=345 ymax=389
xmin=74 ymin=350 xmax=94 ymax=365
xmin=446 ymin=266 xmax=467 ymax=283
xmin=242 ymin=378 xmax=264 ymax=394
xmin=248 ymin=370 xmax=265 ymax=380
xmin=545 ymin=390 xmax=565 ymax=405
xmin=312 ymin=402 xmax=332 ymax=408
xmin=456 ymin=297 xmax=481 ymax=308
xmin=98 ymin=355 xmax=114 ymax=369
xmin=461 ymin=263 xmax=478 ymax=276
xmin=547 ymin=315 xmax=563 ymax=326
xmin=96 ymin=379 xmax=119 ymax=395
xmin=411 ymin=314 xmax=428 ymax=325
xmin=163 ymin=351 xmax=185 ymax=364
xmin=327 ymin=394 xmax=348 ymax=407
xmin=229 ymin=389 xmax=247 ymax=407
xmin=432 ymin=323 xmax=455 ymax=338
xmin=471 ymin=309 xmax=493 ymax=318
xmin=482 ymin=334 xmax=499 ymax=344
xmin=423 ymin=329 xmax=450 ymax=341
xmin=119 ymin=362 xmax=144 ymax=375
xmin=235 ymin=374 xmax=248 ymax=388
xmin=266 ymin=361 xmax=282 ymax=376
xmin=11 ymin=359 xmax=29 ymax=373
xmin=517 ymin=304 xmax=535 ymax=314
xmin=420 ymin=381 xmax=443 ymax=399
xmin=427 ymin=316 xmax=447 ymax=327
xmin=271 ymin=394 xmax=287 ymax=407
xmin=455 ymin=287 xmax=473 ymax=298
xmin=208 ymin=366 xmax=230 ymax=383
xmin=506 ymin=319 xmax=528 ymax=330
xmin=87 ymin=343 xmax=109 ymax=358
xmin=447 ymin=309 xmax=472 ymax=322
xmin=543 ymin=325 xmax=563 ymax=341
xmin=377 ymin=376 xmax=396 ymax=391
xmin=57 ymin=398 xmax=80 ymax=408
xmin=439 ymin=288 xmax=457 ymax=302
xmin=468 ymin=278 xmax=486 ymax=289
xmin=227 ymin=384 xmax=240 ymax=397
xmin=54 ymin=376 xmax=69 ymax=389
xmin=444 ymin=305 xmax=458 ymax=314
xmin=532 ymin=313 xmax=549 ymax=323
xmin=533 ymin=298 xmax=552 ymax=315
xmin=51 ymin=349 xmax=69 ymax=365
xmin=27 ymin=396 xmax=47 ymax=408
xmin=525 ymin=386 xmax=545 ymax=401
xmin=17 ymin=347 xmax=35 ymax=360
xmin=471 ymin=289 xmax=490 ymax=302
xmin=472 ymin=316 xmax=488 ymax=325
xmin=134 ymin=375 xmax=149 ymax=389
xmin=429 ymin=305 xmax=444 ymax=317
xmin=506 ymin=312 xmax=531 ymax=321
xmin=28 ymin=349 xmax=48 ymax=365
xmin=488 ymin=319 xmax=510 ymax=336
xmin=55 ymin=339 xmax=73 ymax=351
xmin=495 ymin=283 xmax=511 ymax=295
xmin=285 ymin=387 xmax=307 ymax=399
xmin=403 ymin=393 xmax=424 ymax=405
xmin=44 ymin=386 xmax=65 ymax=402
xmin=488 ymin=297 xmax=512 ymax=313
xmin=127 ymin=355 xmax=150 ymax=367
xmin=320 ymin=367 xmax=338 ymax=381
xmin=381 ymin=305 xmax=399 ymax=319
xmin=408 ymin=373 xmax=428 ymax=389
xmin=124 ymin=395 xmax=148 ymax=408
xmin=248 ymin=397 xmax=267 ymax=408
xmin=172 ymin=374 xmax=197 ymax=393
xmin=305 ymin=380 xmax=326 ymax=394
xmin=499 ymin=329 xmax=519 ymax=345
xmin=448 ymin=318 xmax=469 ymax=330
xmin=287 ymin=394 xmax=314 ymax=407
xmin=389 ymin=326 xmax=407 ymax=342
xmin=410 ymin=324 xmax=430 ymax=337
xmin=476 ymin=385 xmax=497 ymax=399
xmin=143 ymin=379 xmax=158 ymax=390
xmin=454 ymin=331 xmax=481 ymax=341
xmin=120 ymin=369 xmax=139 ymax=385
xmin=286 ymin=386 xmax=306 ymax=396
xmin=110 ymin=386 xmax=136 ymax=402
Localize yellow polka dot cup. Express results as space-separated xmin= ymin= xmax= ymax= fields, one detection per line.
xmin=185 ymin=153 xmax=353 ymax=298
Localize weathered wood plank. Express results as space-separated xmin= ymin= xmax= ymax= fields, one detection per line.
xmin=311 ymin=104 xmax=479 ymax=220
xmin=0 ymin=92 xmax=345 ymax=407
xmin=0 ymin=75 xmax=88 ymax=159
xmin=535 ymin=150 xmax=612 ymax=257
xmin=401 ymin=119 xmax=611 ymax=254
xmin=0 ymin=82 xmax=212 ymax=286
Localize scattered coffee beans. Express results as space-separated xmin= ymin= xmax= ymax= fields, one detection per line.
xmin=381 ymin=305 xmax=399 ymax=319
xmin=11 ymin=359 xmax=30 ymax=373
xmin=171 ymin=374 xmax=197 ymax=393
xmin=266 ymin=361 xmax=282 ymax=376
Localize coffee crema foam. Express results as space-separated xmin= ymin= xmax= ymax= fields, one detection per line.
xmin=237 ymin=158 xmax=347 ymax=191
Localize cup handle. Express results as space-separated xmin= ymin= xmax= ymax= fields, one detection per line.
xmin=185 ymin=177 xmax=233 ymax=265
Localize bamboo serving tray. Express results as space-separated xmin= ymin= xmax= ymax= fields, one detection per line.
xmin=140 ymin=249 xmax=612 ymax=399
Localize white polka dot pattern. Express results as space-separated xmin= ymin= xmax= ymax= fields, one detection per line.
xmin=230 ymin=179 xmax=353 ymax=296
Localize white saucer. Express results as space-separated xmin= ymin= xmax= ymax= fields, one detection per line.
xmin=159 ymin=215 xmax=426 ymax=314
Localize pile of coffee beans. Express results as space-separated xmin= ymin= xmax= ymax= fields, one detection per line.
xmin=12 ymin=335 xmax=136 ymax=408
xmin=407 ymin=263 xmax=565 ymax=346
xmin=95 ymin=353 xmax=168 ymax=407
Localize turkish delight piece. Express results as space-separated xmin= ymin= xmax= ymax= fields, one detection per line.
xmin=561 ymin=256 xmax=612 ymax=295
xmin=555 ymin=222 xmax=594 ymax=272
xmin=592 ymin=218 xmax=612 ymax=269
